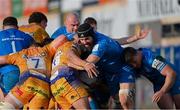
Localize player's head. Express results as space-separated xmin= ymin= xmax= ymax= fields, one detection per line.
xmin=3 ymin=16 xmax=18 ymax=29
xmin=84 ymin=17 xmax=97 ymax=31
xmin=28 ymin=12 xmax=48 ymax=29
xmin=77 ymin=23 xmax=95 ymax=51
xmin=121 ymin=47 xmax=142 ymax=68
xmin=65 ymin=12 xmax=80 ymax=33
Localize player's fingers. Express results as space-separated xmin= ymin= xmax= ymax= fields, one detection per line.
xmin=87 ymin=70 xmax=93 ymax=78
xmin=152 ymin=95 xmax=157 ymax=102
xmin=152 ymin=96 xmax=159 ymax=103
xmin=89 ymin=70 xmax=94 ymax=78
xmin=91 ymin=68 xmax=98 ymax=77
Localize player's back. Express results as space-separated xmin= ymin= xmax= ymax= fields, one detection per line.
xmin=52 ymin=42 xmax=73 ymax=72
xmin=6 ymin=45 xmax=54 ymax=77
xmin=93 ymin=32 xmax=124 ymax=72
xmin=0 ymin=28 xmax=34 ymax=72
xmin=19 ymin=23 xmax=49 ymax=43
xmin=0 ymin=28 xmax=33 ymax=55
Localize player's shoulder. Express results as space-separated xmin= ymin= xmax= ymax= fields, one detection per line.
xmin=19 ymin=23 xmax=41 ymax=31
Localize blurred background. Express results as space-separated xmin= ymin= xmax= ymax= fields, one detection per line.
xmin=0 ymin=0 xmax=179 ymax=109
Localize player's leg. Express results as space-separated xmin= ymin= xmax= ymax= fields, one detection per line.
xmin=157 ymin=93 xmax=174 ymax=109
xmin=173 ymin=94 xmax=180 ymax=109
xmin=118 ymin=65 xmax=136 ymax=109
xmin=48 ymin=97 xmax=60 ymax=109
xmin=1 ymin=76 xmax=45 ymax=109
xmin=108 ymin=94 xmax=122 ymax=109
xmin=0 ymin=91 xmax=24 ymax=109
xmin=171 ymin=79 xmax=180 ymax=109
xmin=51 ymin=66 xmax=90 ymax=109
xmin=72 ymin=96 xmax=90 ymax=109
xmin=119 ymin=82 xmax=135 ymax=109
xmin=1 ymin=70 xmax=20 ymax=95
xmin=0 ymin=88 xmax=4 ymax=101
xmin=28 ymin=94 xmax=50 ymax=109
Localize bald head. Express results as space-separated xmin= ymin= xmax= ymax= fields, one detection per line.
xmin=65 ymin=12 xmax=80 ymax=33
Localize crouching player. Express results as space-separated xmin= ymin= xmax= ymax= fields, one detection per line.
xmin=0 ymin=35 xmax=68 ymax=109
xmin=122 ymin=47 xmax=180 ymax=109
xmin=50 ymin=40 xmax=98 ymax=109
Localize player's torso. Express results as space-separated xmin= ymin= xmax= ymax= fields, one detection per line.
xmin=140 ymin=49 xmax=166 ymax=83
xmin=94 ymin=32 xmax=123 ymax=72
xmin=8 ymin=46 xmax=52 ymax=77
xmin=51 ymin=42 xmax=73 ymax=73
xmin=0 ymin=29 xmax=31 ymax=55
xmin=19 ymin=23 xmax=49 ymax=43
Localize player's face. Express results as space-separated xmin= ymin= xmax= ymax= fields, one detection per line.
xmin=78 ymin=36 xmax=93 ymax=51
xmin=66 ymin=19 xmax=79 ymax=33
xmin=130 ymin=53 xmax=142 ymax=68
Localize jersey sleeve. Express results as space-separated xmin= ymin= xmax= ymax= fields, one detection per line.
xmin=51 ymin=27 xmax=66 ymax=39
xmin=44 ymin=44 xmax=56 ymax=58
xmin=91 ymin=40 xmax=107 ymax=58
xmin=64 ymin=33 xmax=75 ymax=41
xmin=6 ymin=53 xmax=19 ymax=65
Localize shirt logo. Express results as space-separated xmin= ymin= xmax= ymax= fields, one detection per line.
xmin=152 ymin=59 xmax=166 ymax=71
xmin=80 ymin=34 xmax=84 ymax=37
xmin=92 ymin=44 xmax=99 ymax=52
xmin=128 ymin=75 xmax=133 ymax=80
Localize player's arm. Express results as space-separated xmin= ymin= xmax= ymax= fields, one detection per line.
xmin=0 ymin=56 xmax=8 ymax=65
xmin=119 ymin=25 xmax=149 ymax=45
xmin=151 ymin=56 xmax=176 ymax=102
xmin=67 ymin=45 xmax=98 ymax=78
xmin=160 ymin=64 xmax=176 ymax=93
xmin=86 ymin=54 xmax=100 ymax=64
xmin=50 ymin=34 xmax=68 ymax=51
xmin=67 ymin=62 xmax=84 ymax=70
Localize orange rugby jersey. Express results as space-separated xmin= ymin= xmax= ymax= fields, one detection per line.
xmin=51 ymin=41 xmax=83 ymax=73
xmin=19 ymin=23 xmax=49 ymax=43
xmin=6 ymin=44 xmax=56 ymax=77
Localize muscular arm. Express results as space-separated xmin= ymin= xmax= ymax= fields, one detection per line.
xmin=50 ymin=35 xmax=68 ymax=50
xmin=152 ymin=63 xmax=176 ymax=102
xmin=67 ymin=49 xmax=87 ymax=67
xmin=159 ymin=65 xmax=176 ymax=93
xmin=119 ymin=30 xmax=149 ymax=45
xmin=0 ymin=56 xmax=8 ymax=65
xmin=67 ymin=49 xmax=99 ymax=78
xmin=86 ymin=54 xmax=100 ymax=64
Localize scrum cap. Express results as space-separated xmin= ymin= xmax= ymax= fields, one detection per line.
xmin=77 ymin=23 xmax=95 ymax=38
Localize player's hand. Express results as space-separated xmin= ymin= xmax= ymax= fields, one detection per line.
xmin=152 ymin=90 xmax=164 ymax=103
xmin=83 ymin=62 xmax=99 ymax=78
xmin=136 ymin=30 xmax=150 ymax=40
xmin=127 ymin=30 xmax=150 ymax=43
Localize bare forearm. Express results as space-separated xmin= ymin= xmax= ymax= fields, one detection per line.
xmin=0 ymin=56 xmax=8 ymax=65
xmin=68 ymin=51 xmax=87 ymax=67
xmin=119 ymin=36 xmax=137 ymax=45
xmin=160 ymin=72 xmax=176 ymax=93
xmin=67 ymin=62 xmax=84 ymax=70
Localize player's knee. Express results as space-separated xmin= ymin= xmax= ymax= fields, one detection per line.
xmin=119 ymin=89 xmax=135 ymax=106
xmin=0 ymin=101 xmax=15 ymax=109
